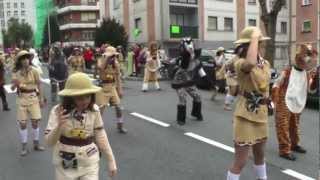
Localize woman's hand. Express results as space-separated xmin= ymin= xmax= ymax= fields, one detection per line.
xmin=56 ymin=107 xmax=69 ymax=128
xmin=108 ymin=165 xmax=117 ymax=178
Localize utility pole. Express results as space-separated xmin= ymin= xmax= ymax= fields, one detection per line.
xmin=288 ymin=0 xmax=292 ymax=65
xmin=47 ymin=0 xmax=52 ymax=45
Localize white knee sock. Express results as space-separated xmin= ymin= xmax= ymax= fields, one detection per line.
xmin=32 ymin=128 xmax=40 ymax=141
xmin=117 ymin=117 xmax=124 ymax=123
xmin=253 ymin=163 xmax=267 ymax=180
xmin=19 ymin=128 xmax=28 ymax=144
xmin=154 ymin=82 xmax=160 ymax=89
xmin=227 ymin=171 xmax=240 ymax=180
xmin=142 ymin=83 xmax=148 ymax=91
xmin=225 ymin=94 xmax=235 ymax=105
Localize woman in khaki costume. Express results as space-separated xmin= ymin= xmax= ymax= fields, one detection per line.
xmin=44 ymin=73 xmax=117 ymax=180
xmin=142 ymin=42 xmax=161 ymax=92
xmin=67 ymin=48 xmax=85 ymax=75
xmin=11 ymin=50 xmax=45 ymax=156
xmin=227 ymin=27 xmax=271 ymax=180
xmin=95 ymin=46 xmax=127 ymax=133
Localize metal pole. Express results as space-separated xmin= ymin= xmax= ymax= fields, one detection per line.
xmin=288 ymin=0 xmax=292 ymax=66
xmin=47 ymin=0 xmax=51 ymax=45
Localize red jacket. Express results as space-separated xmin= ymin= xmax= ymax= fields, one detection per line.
xmin=83 ymin=50 xmax=94 ymax=62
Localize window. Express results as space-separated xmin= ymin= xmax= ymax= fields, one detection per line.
xmin=170 ymin=14 xmax=184 ymax=26
xmin=6 ymin=2 xmax=9 ymax=8
xmin=21 ymin=10 xmax=25 ymax=16
xmin=302 ymin=0 xmax=312 ymax=6
xmin=248 ymin=0 xmax=256 ymax=5
xmin=14 ymin=2 xmax=17 ymax=8
xmin=135 ymin=17 xmax=142 ymax=29
xmin=82 ymin=31 xmax=95 ymax=40
xmin=1 ymin=20 xmax=4 ymax=28
xmin=21 ymin=19 xmax=25 ymax=23
xmin=6 ymin=11 xmax=10 ymax=16
xmin=14 ymin=10 xmax=18 ymax=16
xmin=0 ymin=3 xmax=3 ymax=9
xmin=21 ymin=2 xmax=25 ymax=8
xmin=216 ymin=0 xmax=233 ymax=2
xmin=0 ymin=11 xmax=4 ymax=18
xmin=224 ymin=17 xmax=233 ymax=31
xmin=208 ymin=16 xmax=217 ymax=30
xmin=248 ymin=19 xmax=256 ymax=26
xmin=302 ymin=20 xmax=312 ymax=32
xmin=113 ymin=0 xmax=120 ymax=9
xmin=81 ymin=12 xmax=96 ymax=21
xmin=169 ymin=0 xmax=198 ymax=4
xmin=280 ymin=21 xmax=287 ymax=34
xmin=87 ymin=0 xmax=95 ymax=3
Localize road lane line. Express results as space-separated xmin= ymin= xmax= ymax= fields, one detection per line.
xmin=130 ymin=112 xmax=170 ymax=127
xmin=184 ymin=132 xmax=235 ymax=153
xmin=282 ymin=169 xmax=315 ymax=180
xmin=40 ymin=78 xmax=51 ymax=85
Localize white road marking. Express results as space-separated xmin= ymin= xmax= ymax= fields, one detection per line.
xmin=130 ymin=112 xmax=170 ymax=127
xmin=184 ymin=132 xmax=235 ymax=153
xmin=40 ymin=78 xmax=51 ymax=85
xmin=282 ymin=169 xmax=315 ymax=180
xmin=4 ymin=84 xmax=16 ymax=93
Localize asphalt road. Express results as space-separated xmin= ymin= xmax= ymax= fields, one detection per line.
xmin=0 ymin=73 xmax=318 ymax=180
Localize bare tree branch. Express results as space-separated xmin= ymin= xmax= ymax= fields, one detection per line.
xmin=271 ymin=0 xmax=286 ymax=16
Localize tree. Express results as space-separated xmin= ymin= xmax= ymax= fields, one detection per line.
xmin=95 ymin=18 xmax=128 ymax=51
xmin=42 ymin=13 xmax=61 ymax=48
xmin=258 ymin=0 xmax=286 ymax=67
xmin=2 ymin=18 xmax=34 ymax=48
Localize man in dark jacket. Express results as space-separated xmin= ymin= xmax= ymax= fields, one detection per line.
xmin=0 ymin=53 xmax=10 ymax=111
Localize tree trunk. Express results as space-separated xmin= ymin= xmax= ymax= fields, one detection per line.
xmin=263 ymin=16 xmax=277 ymax=67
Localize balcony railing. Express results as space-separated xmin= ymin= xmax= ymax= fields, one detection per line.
xmin=59 ymin=19 xmax=97 ymax=25
xmin=57 ymin=1 xmax=97 ymax=8
xmin=169 ymin=0 xmax=198 ymax=4
xmin=170 ymin=25 xmax=198 ymax=39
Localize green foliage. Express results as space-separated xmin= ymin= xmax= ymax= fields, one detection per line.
xmin=2 ymin=18 xmax=34 ymax=48
xmin=42 ymin=13 xmax=61 ymax=48
xmin=95 ymin=18 xmax=128 ymax=51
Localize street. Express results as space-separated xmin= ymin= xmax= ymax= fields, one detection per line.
xmin=0 ymin=75 xmax=318 ymax=180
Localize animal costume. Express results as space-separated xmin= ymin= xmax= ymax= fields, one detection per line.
xmin=272 ymin=44 xmax=318 ymax=160
xmin=142 ymin=42 xmax=161 ymax=91
xmin=171 ymin=37 xmax=207 ymax=125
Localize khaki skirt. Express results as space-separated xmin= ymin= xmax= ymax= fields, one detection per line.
xmin=233 ymin=116 xmax=268 ymax=146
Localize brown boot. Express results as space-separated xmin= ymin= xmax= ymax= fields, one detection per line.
xmin=117 ymin=123 xmax=127 ymax=134
xmin=33 ymin=141 xmax=45 ymax=151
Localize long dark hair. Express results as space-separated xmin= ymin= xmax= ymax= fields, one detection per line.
xmin=13 ymin=54 xmax=32 ymax=72
xmin=60 ymin=94 xmax=97 ymax=114
xmin=237 ymin=43 xmax=250 ymax=59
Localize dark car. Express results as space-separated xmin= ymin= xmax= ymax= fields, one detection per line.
xmin=306 ymin=66 xmax=319 ymax=109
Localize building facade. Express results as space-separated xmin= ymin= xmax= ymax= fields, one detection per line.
xmin=106 ymin=0 xmax=319 ymax=69
xmin=54 ymin=0 xmax=101 ymax=46
xmin=0 ymin=0 xmax=37 ymax=49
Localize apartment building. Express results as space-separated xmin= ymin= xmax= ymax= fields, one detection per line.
xmin=54 ymin=0 xmax=101 ymax=46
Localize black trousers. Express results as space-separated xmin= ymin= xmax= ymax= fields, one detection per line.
xmin=0 ymin=85 xmax=8 ymax=106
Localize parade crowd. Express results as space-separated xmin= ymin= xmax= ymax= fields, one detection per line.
xmin=0 ymin=26 xmax=318 ymax=180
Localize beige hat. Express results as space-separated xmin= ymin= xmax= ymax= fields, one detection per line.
xmin=15 ymin=50 xmax=32 ymax=62
xmin=58 ymin=73 xmax=101 ymax=96
xmin=217 ymin=47 xmax=225 ymax=52
xmin=103 ymin=46 xmax=120 ymax=57
xmin=234 ymin=26 xmax=271 ymax=44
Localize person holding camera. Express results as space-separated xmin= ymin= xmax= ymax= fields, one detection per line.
xmin=44 ymin=73 xmax=117 ymax=180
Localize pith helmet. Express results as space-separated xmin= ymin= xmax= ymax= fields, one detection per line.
xmin=103 ymin=46 xmax=119 ymax=57
xmin=15 ymin=50 xmax=32 ymax=62
xmin=234 ymin=26 xmax=270 ymax=44
xmin=58 ymin=73 xmax=101 ymax=96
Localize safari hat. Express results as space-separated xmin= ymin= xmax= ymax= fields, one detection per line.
xmin=58 ymin=73 xmax=101 ymax=96
xmin=103 ymin=46 xmax=119 ymax=57
xmin=217 ymin=47 xmax=225 ymax=52
xmin=15 ymin=50 xmax=32 ymax=62
xmin=234 ymin=26 xmax=270 ymax=44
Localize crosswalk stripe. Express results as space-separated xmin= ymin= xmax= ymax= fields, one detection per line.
xmin=130 ymin=112 xmax=170 ymax=127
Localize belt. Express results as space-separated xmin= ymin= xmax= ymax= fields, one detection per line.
xmin=59 ymin=136 xmax=93 ymax=146
xmin=101 ymin=80 xmax=115 ymax=84
xmin=240 ymin=91 xmax=270 ymax=105
xmin=19 ymin=88 xmax=37 ymax=93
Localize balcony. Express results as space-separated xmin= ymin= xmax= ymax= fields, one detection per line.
xmin=169 ymin=0 xmax=198 ymax=5
xmin=170 ymin=25 xmax=198 ymax=39
xmin=59 ymin=22 xmax=97 ymax=30
xmin=57 ymin=2 xmax=99 ymax=14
